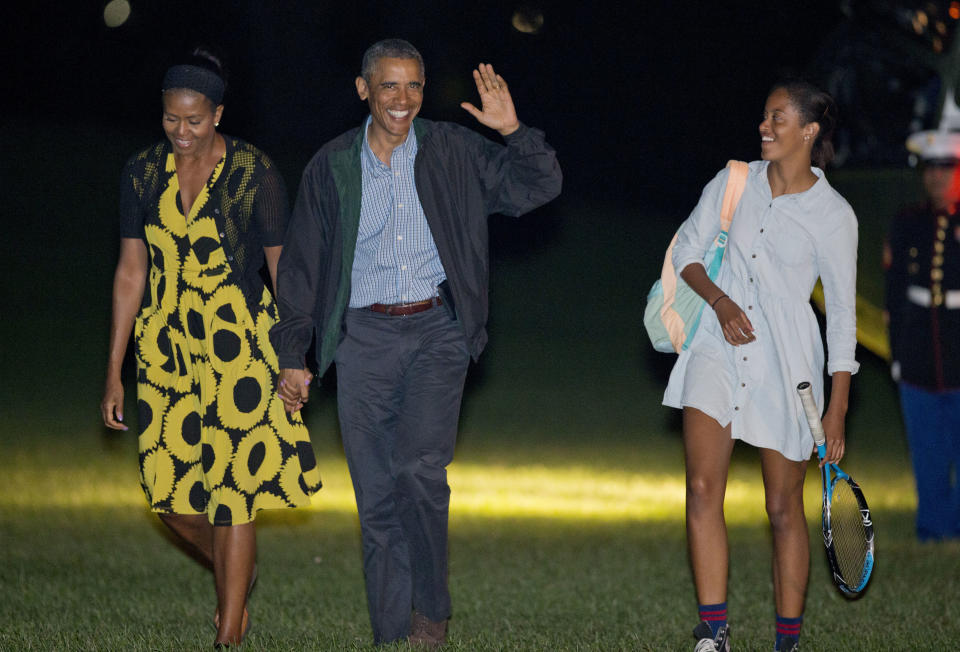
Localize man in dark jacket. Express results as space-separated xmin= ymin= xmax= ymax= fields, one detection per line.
xmin=885 ymin=129 xmax=960 ymax=541
xmin=270 ymin=39 xmax=561 ymax=646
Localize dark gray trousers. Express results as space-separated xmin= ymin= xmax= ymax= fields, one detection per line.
xmin=335 ymin=306 xmax=470 ymax=644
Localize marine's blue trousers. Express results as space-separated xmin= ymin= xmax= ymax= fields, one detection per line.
xmin=899 ymin=382 xmax=960 ymax=540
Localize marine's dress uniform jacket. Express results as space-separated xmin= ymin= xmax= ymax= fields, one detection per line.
xmin=885 ymin=202 xmax=960 ymax=390
xmin=664 ymin=161 xmax=859 ymax=462
xmin=270 ymin=118 xmax=562 ymax=372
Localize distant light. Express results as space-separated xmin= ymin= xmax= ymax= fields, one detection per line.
xmin=951 ymin=2 xmax=960 ymax=20
xmin=103 ymin=0 xmax=131 ymax=28
xmin=512 ymin=6 xmax=544 ymax=35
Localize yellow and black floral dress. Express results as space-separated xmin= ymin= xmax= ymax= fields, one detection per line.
xmin=120 ymin=137 xmax=320 ymax=525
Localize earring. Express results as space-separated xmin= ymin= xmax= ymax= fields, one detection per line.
xmin=804 ymin=135 xmax=810 ymax=142
xmin=215 ymin=122 xmax=220 ymax=127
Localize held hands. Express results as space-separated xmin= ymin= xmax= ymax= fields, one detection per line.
xmin=819 ymin=406 xmax=847 ymax=467
xmin=460 ymin=63 xmax=520 ymax=136
xmin=714 ymin=296 xmax=756 ymax=346
xmin=278 ymin=367 xmax=314 ymax=413
xmin=101 ymin=377 xmax=128 ymax=431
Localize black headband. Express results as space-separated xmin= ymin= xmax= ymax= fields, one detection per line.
xmin=162 ymin=64 xmax=225 ymax=105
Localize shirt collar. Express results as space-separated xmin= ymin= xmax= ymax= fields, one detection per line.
xmin=361 ymin=115 xmax=418 ymax=178
xmin=757 ymin=159 xmax=828 ymax=203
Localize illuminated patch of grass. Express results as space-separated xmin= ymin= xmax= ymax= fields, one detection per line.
xmin=1 ymin=430 xmax=917 ymax=525
xmin=1 ymin=425 xmax=954 ymax=651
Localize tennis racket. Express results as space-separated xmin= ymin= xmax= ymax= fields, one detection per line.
xmin=797 ymin=381 xmax=875 ymax=596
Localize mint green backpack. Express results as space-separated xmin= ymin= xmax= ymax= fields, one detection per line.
xmin=644 ymin=160 xmax=749 ymax=353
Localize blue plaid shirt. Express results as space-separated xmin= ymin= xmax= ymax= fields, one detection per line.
xmin=349 ymin=116 xmax=447 ymax=307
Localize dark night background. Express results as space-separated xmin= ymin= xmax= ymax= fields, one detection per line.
xmin=3 ymin=1 xmax=854 ymax=207
xmin=0 ymin=1 xmax=944 ymax=406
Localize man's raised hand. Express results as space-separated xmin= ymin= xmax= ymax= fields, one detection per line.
xmin=460 ymin=63 xmax=520 ymax=136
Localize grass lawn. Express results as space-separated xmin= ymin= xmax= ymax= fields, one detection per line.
xmin=2 ymin=123 xmax=956 ymax=650
xmin=2 ymin=416 xmax=957 ymax=651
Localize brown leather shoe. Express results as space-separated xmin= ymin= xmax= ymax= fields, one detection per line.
xmin=408 ymin=611 xmax=447 ymax=649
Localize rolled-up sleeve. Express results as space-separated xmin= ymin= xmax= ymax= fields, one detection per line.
xmin=818 ymin=208 xmax=860 ymax=375
xmin=672 ymin=168 xmax=727 ymax=275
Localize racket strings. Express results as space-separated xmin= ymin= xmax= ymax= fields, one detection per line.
xmin=829 ymin=479 xmax=870 ymax=587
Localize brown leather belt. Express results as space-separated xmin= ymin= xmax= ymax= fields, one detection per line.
xmin=368 ymin=297 xmax=442 ymax=316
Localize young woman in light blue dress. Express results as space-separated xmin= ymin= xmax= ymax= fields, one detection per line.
xmin=663 ymin=81 xmax=858 ymax=652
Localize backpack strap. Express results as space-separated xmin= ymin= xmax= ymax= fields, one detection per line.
xmin=657 ymin=160 xmax=749 ymax=353
xmin=720 ymin=160 xmax=749 ymax=231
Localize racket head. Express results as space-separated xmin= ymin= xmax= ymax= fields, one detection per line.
xmin=797 ymin=381 xmax=876 ymax=596
xmin=822 ymin=468 xmax=875 ymax=596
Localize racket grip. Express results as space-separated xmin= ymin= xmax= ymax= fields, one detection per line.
xmin=797 ymin=381 xmax=826 ymax=448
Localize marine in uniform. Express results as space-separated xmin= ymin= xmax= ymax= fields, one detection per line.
xmin=884 ymin=129 xmax=960 ymax=541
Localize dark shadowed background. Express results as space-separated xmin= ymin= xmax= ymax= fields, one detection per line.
xmin=0 ymin=0 xmax=947 ymax=434
xmin=3 ymin=1 xmax=861 ymax=203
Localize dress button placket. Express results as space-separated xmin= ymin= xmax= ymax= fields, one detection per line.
xmin=734 ymin=202 xmax=767 ymax=419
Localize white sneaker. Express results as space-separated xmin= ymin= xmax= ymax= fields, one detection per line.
xmin=692 ymin=621 xmax=731 ymax=652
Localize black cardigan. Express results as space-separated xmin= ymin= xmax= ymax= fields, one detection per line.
xmin=119 ymin=135 xmax=289 ymax=307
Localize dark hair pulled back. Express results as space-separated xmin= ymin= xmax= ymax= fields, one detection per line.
xmin=185 ymin=47 xmax=228 ymax=95
xmin=162 ymin=46 xmax=229 ymax=109
xmin=770 ymin=79 xmax=838 ymax=168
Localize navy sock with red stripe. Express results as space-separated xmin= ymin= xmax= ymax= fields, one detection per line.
xmin=775 ymin=614 xmax=802 ymax=649
xmin=698 ymin=602 xmax=727 ymax=638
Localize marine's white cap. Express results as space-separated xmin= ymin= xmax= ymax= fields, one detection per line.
xmin=906 ymin=130 xmax=960 ymax=164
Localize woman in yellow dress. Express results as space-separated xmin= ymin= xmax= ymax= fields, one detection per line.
xmin=100 ymin=50 xmax=320 ymax=648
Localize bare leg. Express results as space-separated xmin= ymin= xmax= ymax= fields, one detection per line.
xmin=759 ymin=448 xmax=809 ymax=617
xmin=213 ymin=523 xmax=256 ymax=645
xmin=158 ymin=513 xmax=214 ymax=567
xmin=683 ymin=407 xmax=736 ymax=604
xmin=160 ymin=513 xmax=257 ymax=632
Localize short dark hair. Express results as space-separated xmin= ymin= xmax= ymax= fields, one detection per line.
xmin=360 ymin=39 xmax=424 ymax=82
xmin=770 ymin=79 xmax=838 ymax=168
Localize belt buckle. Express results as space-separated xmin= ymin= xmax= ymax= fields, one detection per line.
xmin=389 ymin=301 xmax=416 ymax=317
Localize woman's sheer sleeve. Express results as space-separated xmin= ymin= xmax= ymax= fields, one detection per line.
xmin=118 ymin=154 xmax=147 ymax=240
xmin=252 ymin=160 xmax=290 ymax=247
